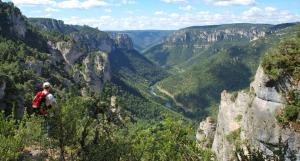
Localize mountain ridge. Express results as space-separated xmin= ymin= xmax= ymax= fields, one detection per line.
xmin=145 ymin=22 xmax=299 ymax=119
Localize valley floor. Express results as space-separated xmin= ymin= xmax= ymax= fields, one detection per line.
xmin=155 ymin=85 xmax=193 ymax=112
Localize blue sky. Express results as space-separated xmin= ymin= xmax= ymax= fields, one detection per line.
xmin=4 ymin=0 xmax=300 ymax=30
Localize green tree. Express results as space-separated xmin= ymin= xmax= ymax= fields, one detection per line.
xmin=128 ymin=115 xmax=215 ymax=161
xmin=0 ymin=111 xmax=44 ymax=161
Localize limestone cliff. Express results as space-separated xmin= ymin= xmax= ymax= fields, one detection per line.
xmin=165 ymin=24 xmax=269 ymax=48
xmin=82 ymin=51 xmax=111 ymax=92
xmin=28 ymin=18 xmax=78 ymax=34
xmin=196 ymin=117 xmax=216 ymax=148
xmin=0 ymin=2 xmax=26 ymax=38
xmin=110 ymin=33 xmax=133 ymax=50
xmin=198 ymin=66 xmax=300 ymax=160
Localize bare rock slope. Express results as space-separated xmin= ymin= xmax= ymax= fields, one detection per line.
xmin=197 ymin=66 xmax=300 ymax=160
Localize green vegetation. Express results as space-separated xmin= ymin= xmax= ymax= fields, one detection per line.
xmin=262 ymin=26 xmax=300 ymax=126
xmin=226 ymin=128 xmax=241 ymax=145
xmin=0 ymin=112 xmax=45 ymax=161
xmin=126 ymin=115 xmax=215 ymax=161
xmin=144 ymin=23 xmax=272 ymax=67
xmin=276 ymin=90 xmax=300 ymax=125
xmin=146 ymin=23 xmax=299 ymax=120
xmin=0 ymin=94 xmax=214 ymax=160
xmin=0 ymin=1 xmax=213 ymax=160
xmin=262 ymin=37 xmax=300 ymax=81
xmin=235 ymin=115 xmax=243 ymax=122
xmin=110 ymin=30 xmax=174 ymax=52
xmin=110 ymin=49 xmax=168 ymax=87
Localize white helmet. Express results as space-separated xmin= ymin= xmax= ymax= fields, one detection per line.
xmin=43 ymin=82 xmax=51 ymax=88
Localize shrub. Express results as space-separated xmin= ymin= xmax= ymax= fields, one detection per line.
xmin=262 ymin=37 xmax=300 ymax=81
xmin=0 ymin=111 xmax=44 ymax=161
xmin=276 ymin=90 xmax=300 ymax=125
xmin=226 ymin=128 xmax=241 ymax=145
xmin=235 ymin=115 xmax=243 ymax=122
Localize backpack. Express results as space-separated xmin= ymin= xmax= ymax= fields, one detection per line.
xmin=32 ymin=91 xmax=49 ymax=112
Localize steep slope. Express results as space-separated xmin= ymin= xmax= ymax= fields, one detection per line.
xmin=211 ymin=66 xmax=300 ymax=160
xmin=144 ymin=24 xmax=271 ymax=67
xmin=29 ymin=18 xmax=169 ymax=97
xmin=0 ymin=3 xmax=203 ymax=160
xmin=197 ymin=33 xmax=300 ymax=160
xmin=109 ymin=30 xmax=174 ymax=52
xmin=150 ymin=23 xmax=298 ymax=119
xmin=0 ymin=2 xmax=171 ymax=121
xmin=29 ymin=18 xmax=80 ymax=34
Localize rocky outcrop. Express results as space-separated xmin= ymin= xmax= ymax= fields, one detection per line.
xmin=199 ymin=66 xmax=300 ymax=160
xmin=53 ymin=32 xmax=114 ymax=65
xmin=28 ymin=18 xmax=76 ymax=34
xmin=111 ymin=33 xmax=133 ymax=50
xmin=46 ymin=28 xmax=116 ymax=93
xmin=212 ymin=90 xmax=253 ymax=160
xmin=196 ymin=117 xmax=216 ymax=148
xmin=0 ymin=2 xmax=26 ymax=38
xmin=82 ymin=52 xmax=111 ymax=92
xmin=9 ymin=11 xmax=26 ymax=38
xmin=166 ymin=24 xmax=268 ymax=47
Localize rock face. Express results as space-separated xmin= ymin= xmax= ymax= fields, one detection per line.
xmin=83 ymin=52 xmax=111 ymax=92
xmin=8 ymin=10 xmax=26 ymax=38
xmin=54 ymin=33 xmax=114 ymax=65
xmin=45 ymin=26 xmax=120 ymax=92
xmin=29 ymin=18 xmax=76 ymax=34
xmin=196 ymin=117 xmax=216 ymax=148
xmin=111 ymin=33 xmax=133 ymax=50
xmin=0 ymin=2 xmax=26 ymax=38
xmin=200 ymin=66 xmax=300 ymax=160
xmin=165 ymin=24 xmax=268 ymax=47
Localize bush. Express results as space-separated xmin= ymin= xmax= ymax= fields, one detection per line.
xmin=0 ymin=112 xmax=44 ymax=161
xmin=127 ymin=114 xmax=215 ymax=161
xmin=276 ymin=90 xmax=300 ymax=125
xmin=226 ymin=128 xmax=241 ymax=145
xmin=284 ymin=105 xmax=299 ymax=122
xmin=262 ymin=37 xmax=300 ymax=81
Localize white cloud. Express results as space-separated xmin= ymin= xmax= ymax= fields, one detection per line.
xmin=161 ymin=0 xmax=188 ymax=3
xmin=241 ymin=7 xmax=299 ymax=23
xmin=11 ymin=0 xmax=55 ymax=5
xmin=45 ymin=7 xmax=59 ymax=12
xmin=62 ymin=6 xmax=300 ymax=30
xmin=265 ymin=7 xmax=276 ymax=12
xmin=204 ymin=0 xmax=255 ymax=6
xmin=154 ymin=11 xmax=166 ymax=15
xmin=56 ymin=0 xmax=108 ymax=9
xmin=104 ymin=8 xmax=112 ymax=13
xmin=44 ymin=13 xmax=53 ymax=17
xmin=179 ymin=5 xmax=193 ymax=11
xmin=11 ymin=0 xmax=109 ymax=9
xmin=122 ymin=0 xmax=136 ymax=4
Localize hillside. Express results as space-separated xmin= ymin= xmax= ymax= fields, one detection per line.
xmin=28 ymin=18 xmax=173 ymax=120
xmin=146 ymin=23 xmax=299 ymax=119
xmin=0 ymin=2 xmax=212 ymax=160
xmin=144 ymin=23 xmax=272 ymax=67
xmin=197 ymin=32 xmax=300 ymax=160
xmin=109 ymin=30 xmax=174 ymax=52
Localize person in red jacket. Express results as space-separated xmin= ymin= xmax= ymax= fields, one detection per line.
xmin=32 ymin=82 xmax=56 ymax=116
